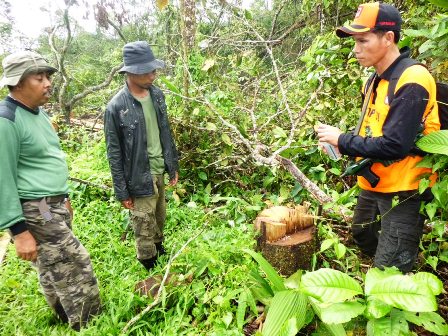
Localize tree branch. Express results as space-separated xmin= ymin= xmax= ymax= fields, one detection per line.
xmin=121 ymin=221 xmax=209 ymax=334
xmin=66 ymin=62 xmax=123 ymax=109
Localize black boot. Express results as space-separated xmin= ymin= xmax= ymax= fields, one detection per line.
xmin=155 ymin=242 xmax=166 ymax=257
xmin=138 ymin=256 xmax=158 ymax=271
xmin=53 ymin=299 xmax=69 ymax=323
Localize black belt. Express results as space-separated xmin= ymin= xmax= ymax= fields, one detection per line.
xmin=20 ymin=194 xmax=66 ymax=204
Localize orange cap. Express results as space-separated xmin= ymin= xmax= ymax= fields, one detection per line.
xmin=336 ymin=2 xmax=402 ymax=38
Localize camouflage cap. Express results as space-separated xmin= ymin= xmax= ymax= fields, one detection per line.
xmin=0 ymin=50 xmax=58 ymax=88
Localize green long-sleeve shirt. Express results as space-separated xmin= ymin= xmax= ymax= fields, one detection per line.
xmin=0 ymin=96 xmax=68 ymax=234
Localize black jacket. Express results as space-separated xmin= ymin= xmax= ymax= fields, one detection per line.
xmin=104 ymin=84 xmax=178 ymax=201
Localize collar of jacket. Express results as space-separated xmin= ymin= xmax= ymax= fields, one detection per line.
xmin=6 ymin=95 xmax=40 ymax=115
xmin=379 ymin=46 xmax=412 ymax=81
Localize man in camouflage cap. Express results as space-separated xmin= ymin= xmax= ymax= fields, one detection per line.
xmin=0 ymin=50 xmax=101 ymax=331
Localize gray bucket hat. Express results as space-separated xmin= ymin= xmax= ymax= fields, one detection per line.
xmin=118 ymin=41 xmax=165 ymax=75
xmin=0 ymin=51 xmax=58 ymax=88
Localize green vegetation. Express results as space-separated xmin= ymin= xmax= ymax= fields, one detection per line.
xmin=246 ymin=249 xmax=448 ymax=336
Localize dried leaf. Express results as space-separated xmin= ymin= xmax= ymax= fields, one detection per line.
xmin=156 ymin=0 xmax=169 ymax=10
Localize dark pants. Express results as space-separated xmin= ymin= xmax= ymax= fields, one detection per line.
xmin=352 ymin=189 xmax=432 ymax=273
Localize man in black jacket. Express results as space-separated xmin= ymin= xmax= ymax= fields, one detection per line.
xmin=104 ymin=41 xmax=179 ymax=270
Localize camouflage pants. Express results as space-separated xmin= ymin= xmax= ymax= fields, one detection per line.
xmin=20 ymin=197 xmax=101 ymax=329
xmin=130 ymin=175 xmax=166 ymax=260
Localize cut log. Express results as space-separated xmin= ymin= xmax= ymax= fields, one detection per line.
xmin=257 ymin=226 xmax=316 ymax=276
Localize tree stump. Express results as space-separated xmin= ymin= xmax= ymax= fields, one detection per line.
xmin=254 ymin=205 xmax=317 ymax=276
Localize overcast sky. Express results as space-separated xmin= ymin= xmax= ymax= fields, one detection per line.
xmin=9 ymin=0 xmax=95 ymax=38
xmin=7 ymin=0 xmax=266 ymax=39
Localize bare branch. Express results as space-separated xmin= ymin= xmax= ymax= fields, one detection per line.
xmin=269 ymin=2 xmax=287 ymax=40
xmin=121 ymin=221 xmax=209 ymax=334
xmin=107 ymin=17 xmax=128 ymax=43
xmin=66 ymin=63 xmax=123 ymax=108
xmin=68 ymin=177 xmax=110 ymax=191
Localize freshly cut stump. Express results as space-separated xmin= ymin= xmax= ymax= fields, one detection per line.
xmin=254 ymin=205 xmax=317 ymax=276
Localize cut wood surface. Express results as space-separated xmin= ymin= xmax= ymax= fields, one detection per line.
xmin=259 ymin=219 xmax=286 ymax=242
xmin=271 ymin=226 xmax=314 ymax=246
xmin=254 ymin=205 xmax=315 ymax=242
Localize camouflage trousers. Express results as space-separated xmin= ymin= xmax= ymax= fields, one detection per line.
xmin=20 ymin=197 xmax=101 ymax=329
xmin=130 ymin=175 xmax=166 ymax=260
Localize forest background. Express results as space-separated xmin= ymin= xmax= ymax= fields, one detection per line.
xmin=0 ymin=0 xmax=447 ymax=335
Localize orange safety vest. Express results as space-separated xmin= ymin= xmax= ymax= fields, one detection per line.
xmin=358 ymin=65 xmax=440 ymax=192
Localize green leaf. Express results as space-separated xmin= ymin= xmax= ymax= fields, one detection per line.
xmin=284 ymin=270 xmax=302 ymax=289
xmin=249 ymin=268 xmax=274 ymax=298
xmin=411 ymin=272 xmax=444 ymax=296
xmin=419 ymin=178 xmax=431 ymax=194
xmin=368 ymin=275 xmax=437 ymax=312
xmin=320 ymin=238 xmax=335 ymax=252
xmin=425 ymin=202 xmax=438 ymax=221
xmin=244 ymin=9 xmax=253 ymax=20
xmin=366 ymin=309 xmax=409 ymax=336
xmin=273 ymin=126 xmax=288 ymax=138
xmin=329 ymin=167 xmax=341 ymax=175
xmin=365 ymin=297 xmax=392 ymax=319
xmin=221 ymin=133 xmax=233 ymax=146
xmin=251 ymin=286 xmax=273 ymax=306
xmin=244 ymin=249 xmax=286 ymax=292
xmin=206 ymin=122 xmax=217 ymax=131
xmin=277 ymin=318 xmax=299 ymax=336
xmin=428 ymin=0 xmax=448 ymax=8
xmin=364 ymin=267 xmax=401 ymax=295
xmin=222 ymin=311 xmax=233 ymax=328
xmin=300 ymin=268 xmax=363 ymax=303
xmin=310 ymin=298 xmax=347 ymax=335
xmin=391 ymin=195 xmax=399 ymax=208
xmin=416 ymin=130 xmax=448 ymax=155
xmin=426 ymin=256 xmax=439 ymax=271
xmin=415 ymin=155 xmax=434 ymax=168
xmin=315 ymin=300 xmax=365 ymax=324
xmin=321 ymin=322 xmax=347 ymax=336
xmin=159 ymin=76 xmax=181 ymax=94
xmin=159 ymin=76 xmax=181 ymax=102
xmin=262 ymin=291 xmax=307 ymax=336
xmin=419 ymin=40 xmax=436 ymax=54
xmin=403 ymin=28 xmax=429 ymax=38
xmin=334 ymin=243 xmax=346 ymax=259
xmin=403 ymin=311 xmax=448 ymax=335
xmin=246 ymin=289 xmax=258 ymax=315
xmin=198 ymin=171 xmax=208 ymax=181
xmin=236 ymin=290 xmax=247 ymax=330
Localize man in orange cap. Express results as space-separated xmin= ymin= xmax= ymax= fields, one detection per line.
xmin=317 ymin=2 xmax=440 ymax=272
